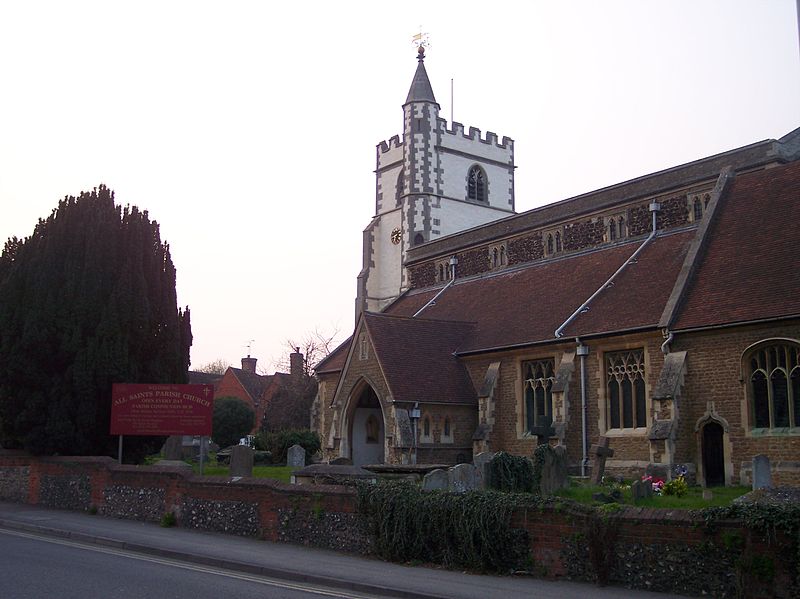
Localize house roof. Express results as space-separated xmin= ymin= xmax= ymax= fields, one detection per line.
xmin=363 ymin=312 xmax=477 ymax=404
xmin=673 ymin=160 xmax=800 ymax=330
xmin=229 ymin=368 xmax=271 ymax=402
xmin=386 ymin=230 xmax=693 ymax=353
xmin=187 ymin=371 xmax=223 ymax=386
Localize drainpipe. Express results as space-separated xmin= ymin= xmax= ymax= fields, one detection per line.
xmin=413 ymin=255 xmax=458 ymax=318
xmin=554 ymin=202 xmax=661 ymax=339
xmin=661 ymin=329 xmax=674 ymax=355
xmin=576 ymin=340 xmax=590 ymax=477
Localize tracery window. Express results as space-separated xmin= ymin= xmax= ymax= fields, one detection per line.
xmin=467 ymin=166 xmax=486 ymax=202
xmin=606 ymin=349 xmax=647 ymax=429
xmin=749 ymin=342 xmax=800 ymax=429
xmin=523 ymin=359 xmax=555 ymax=434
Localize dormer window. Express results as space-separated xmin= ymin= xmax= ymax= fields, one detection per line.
xmin=467 ymin=166 xmax=487 ymax=202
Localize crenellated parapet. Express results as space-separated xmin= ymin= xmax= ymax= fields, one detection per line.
xmin=377 ymin=134 xmax=403 ymax=155
xmin=438 ymin=118 xmax=514 ymax=149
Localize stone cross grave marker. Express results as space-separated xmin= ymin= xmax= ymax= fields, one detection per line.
xmin=529 ymin=416 xmax=556 ymax=448
xmin=287 ymin=444 xmax=306 ymax=469
xmin=590 ymin=436 xmax=614 ymax=485
xmin=422 ymin=468 xmax=449 ymax=491
xmin=229 ymin=445 xmax=254 ymax=478
xmin=752 ymin=454 xmax=772 ymax=490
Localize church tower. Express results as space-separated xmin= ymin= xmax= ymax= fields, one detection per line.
xmin=356 ymin=47 xmax=516 ymax=317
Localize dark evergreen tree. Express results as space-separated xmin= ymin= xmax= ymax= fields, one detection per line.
xmin=0 ymin=185 xmax=192 ymax=460
xmin=212 ymin=397 xmax=255 ymax=448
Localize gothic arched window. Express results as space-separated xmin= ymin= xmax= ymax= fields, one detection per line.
xmin=492 ymin=247 xmax=499 ymax=267
xmin=500 ymin=245 xmax=506 ymax=265
xmin=693 ymin=198 xmax=703 ymax=221
xmin=555 ymin=231 xmax=562 ymax=253
xmin=606 ymin=350 xmax=646 ymax=429
xmin=467 ymin=166 xmax=486 ymax=202
xmin=609 ymin=218 xmax=617 ymax=241
xmin=443 ymin=417 xmax=451 ymax=438
xmin=748 ymin=341 xmax=800 ymax=429
xmin=523 ymin=359 xmax=555 ymax=434
xmin=618 ymin=217 xmax=625 ymax=239
xmin=547 ymin=234 xmax=554 ymax=254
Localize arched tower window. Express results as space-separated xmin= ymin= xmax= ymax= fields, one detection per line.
xmin=414 ymin=233 xmax=425 ymax=246
xmin=467 ymin=166 xmax=487 ymax=202
xmin=747 ymin=341 xmax=800 ymax=429
xmin=395 ymin=169 xmax=404 ymax=203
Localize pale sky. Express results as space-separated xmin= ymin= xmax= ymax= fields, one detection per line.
xmin=1 ymin=1 xmax=798 ymax=373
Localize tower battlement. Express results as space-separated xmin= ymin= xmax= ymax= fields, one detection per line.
xmin=438 ymin=118 xmax=513 ymax=149
xmin=377 ymin=134 xmax=403 ymax=154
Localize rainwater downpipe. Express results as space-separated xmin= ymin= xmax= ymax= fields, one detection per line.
xmin=661 ymin=330 xmax=674 ymax=355
xmin=554 ymin=202 xmax=661 ymax=339
xmin=413 ymin=255 xmax=458 ymax=318
xmin=576 ymin=340 xmax=590 ymax=477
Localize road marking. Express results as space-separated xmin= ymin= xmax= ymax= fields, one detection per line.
xmin=0 ymin=528 xmax=386 ymax=599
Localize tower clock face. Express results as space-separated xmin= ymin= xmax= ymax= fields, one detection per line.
xmin=390 ymin=227 xmax=402 ymax=245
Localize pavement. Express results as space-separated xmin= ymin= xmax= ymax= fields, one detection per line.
xmin=0 ymin=501 xmax=684 ymax=599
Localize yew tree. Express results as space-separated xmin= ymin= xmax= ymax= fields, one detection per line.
xmin=0 ymin=185 xmax=192 ymax=459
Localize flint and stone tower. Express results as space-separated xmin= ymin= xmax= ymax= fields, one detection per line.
xmin=356 ymin=47 xmax=516 ymax=317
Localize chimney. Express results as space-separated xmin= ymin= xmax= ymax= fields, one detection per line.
xmin=241 ymin=355 xmax=257 ymax=373
xmin=290 ymin=347 xmax=304 ymax=380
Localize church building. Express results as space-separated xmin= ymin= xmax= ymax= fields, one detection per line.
xmin=313 ymin=48 xmax=800 ymax=486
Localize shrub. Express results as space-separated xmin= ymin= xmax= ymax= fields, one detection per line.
xmin=663 ymin=475 xmax=688 ymax=497
xmin=256 ymin=429 xmax=320 ymax=464
xmin=212 ymin=397 xmax=255 ymax=448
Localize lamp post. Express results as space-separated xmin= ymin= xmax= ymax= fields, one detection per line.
xmin=409 ymin=402 xmax=421 ymax=465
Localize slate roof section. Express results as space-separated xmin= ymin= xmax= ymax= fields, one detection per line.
xmin=387 ymin=230 xmax=694 ymax=353
xmin=672 ymin=160 xmax=800 ymax=330
xmin=405 ymin=50 xmax=437 ymax=104
xmin=407 ymin=130 xmax=800 ymax=264
xmin=363 ymin=312 xmax=477 ymax=404
xmin=187 ymin=371 xmax=223 ymax=386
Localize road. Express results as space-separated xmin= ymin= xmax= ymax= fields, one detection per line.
xmin=0 ymin=528 xmax=390 ymax=599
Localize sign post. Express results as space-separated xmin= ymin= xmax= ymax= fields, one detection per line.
xmin=110 ymin=384 xmax=214 ymax=465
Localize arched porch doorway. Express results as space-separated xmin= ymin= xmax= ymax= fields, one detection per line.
xmin=349 ymin=385 xmax=385 ymax=466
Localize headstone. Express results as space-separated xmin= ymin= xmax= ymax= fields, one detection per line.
xmin=422 ymin=468 xmax=449 ymax=491
xmin=163 ymin=435 xmax=183 ymax=461
xmin=752 ymin=454 xmax=772 ymax=490
xmin=631 ymin=479 xmax=653 ymax=501
xmin=702 ymin=489 xmax=713 ymax=501
xmin=229 ymin=445 xmax=254 ymax=477
xmin=473 ymin=451 xmax=495 ymax=489
xmin=448 ymin=462 xmax=477 ymax=493
xmin=538 ymin=445 xmax=569 ymax=495
xmin=529 ymin=416 xmax=556 ymax=448
xmin=589 ymin=436 xmax=615 ymax=485
xmin=287 ymin=444 xmax=306 ymax=469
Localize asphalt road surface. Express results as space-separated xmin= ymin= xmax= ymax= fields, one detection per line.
xmin=0 ymin=529 xmax=393 ymax=599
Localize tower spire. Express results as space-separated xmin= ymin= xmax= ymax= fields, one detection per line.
xmin=405 ymin=46 xmax=437 ymax=105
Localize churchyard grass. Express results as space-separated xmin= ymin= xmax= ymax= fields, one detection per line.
xmin=191 ymin=464 xmax=294 ymax=482
xmin=556 ymin=479 xmax=750 ymax=508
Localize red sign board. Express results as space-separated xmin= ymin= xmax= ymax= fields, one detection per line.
xmin=110 ymin=384 xmax=214 ymax=436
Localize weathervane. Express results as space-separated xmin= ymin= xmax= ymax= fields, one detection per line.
xmin=245 ymin=339 xmax=255 ymax=357
xmin=412 ymin=27 xmax=430 ymax=56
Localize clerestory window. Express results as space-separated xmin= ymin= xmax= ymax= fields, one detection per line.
xmin=748 ymin=341 xmax=800 ymax=429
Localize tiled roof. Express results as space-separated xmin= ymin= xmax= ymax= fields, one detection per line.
xmin=229 ymin=368 xmax=271 ymax=402
xmin=314 ymin=336 xmax=352 ymax=374
xmin=187 ymin=371 xmax=223 ymax=386
xmin=673 ymin=161 xmax=800 ymax=330
xmin=387 ymin=230 xmax=694 ymax=353
xmin=364 ymin=312 xmax=477 ymax=404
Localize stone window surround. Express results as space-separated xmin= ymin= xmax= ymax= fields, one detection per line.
xmin=596 ymin=344 xmax=651 ymax=437
xmin=544 ymin=227 xmax=564 ymax=257
xmin=741 ymin=337 xmax=800 ymax=437
xmin=514 ymin=353 xmax=561 ymax=440
xmin=604 ymin=213 xmax=627 ymax=243
xmin=488 ymin=242 xmax=508 ymax=269
xmin=687 ymin=191 xmax=711 ymax=223
xmin=466 ymin=164 xmax=488 ymax=203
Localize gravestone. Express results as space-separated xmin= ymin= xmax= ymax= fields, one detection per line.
xmin=163 ymin=436 xmax=183 ymax=461
xmin=752 ymin=454 xmax=772 ymax=490
xmin=448 ymin=463 xmax=477 ymax=493
xmin=422 ymin=469 xmax=449 ymax=491
xmin=229 ymin=445 xmax=254 ymax=478
xmin=702 ymin=489 xmax=713 ymax=501
xmin=590 ymin=436 xmax=614 ymax=485
xmin=631 ymin=479 xmax=653 ymax=501
xmin=287 ymin=444 xmax=306 ymax=469
xmin=473 ymin=451 xmax=495 ymax=489
xmin=538 ymin=445 xmax=569 ymax=495
xmin=529 ymin=416 xmax=556 ymax=448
